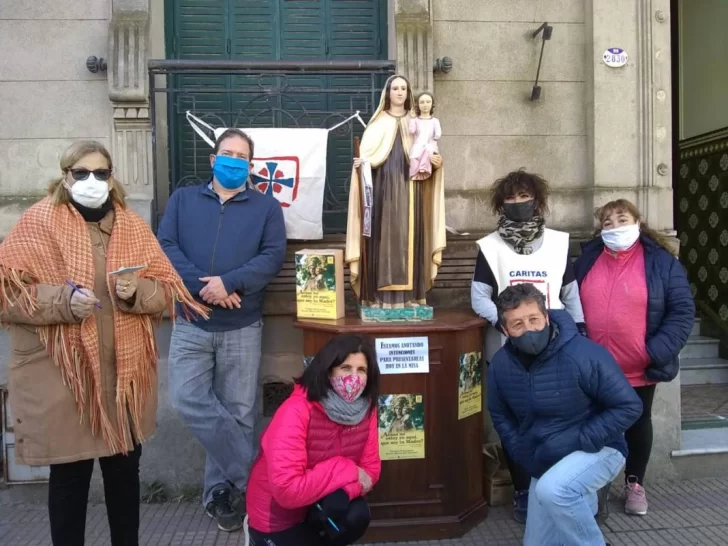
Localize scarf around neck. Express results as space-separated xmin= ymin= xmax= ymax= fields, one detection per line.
xmin=0 ymin=198 xmax=209 ymax=454
xmin=71 ymin=198 xmax=114 ymax=223
xmin=321 ymin=391 xmax=370 ymax=426
xmin=498 ymin=215 xmax=546 ymax=255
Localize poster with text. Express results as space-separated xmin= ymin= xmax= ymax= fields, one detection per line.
xmin=376 ymin=337 xmax=429 ymax=374
xmin=458 ymin=351 xmax=483 ymax=420
xmin=377 ymin=394 xmax=425 ymax=460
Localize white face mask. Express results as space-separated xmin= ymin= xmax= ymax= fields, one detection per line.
xmin=601 ymin=223 xmax=640 ymax=252
xmin=64 ymin=175 xmax=110 ymax=209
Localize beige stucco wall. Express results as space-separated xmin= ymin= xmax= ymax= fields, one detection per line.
xmin=432 ymin=1 xmax=589 ymax=234
xmin=0 ymin=1 xmax=112 ymax=237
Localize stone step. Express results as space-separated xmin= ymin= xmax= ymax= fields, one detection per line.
xmin=681 ymin=336 xmax=721 ymax=359
xmin=681 ymin=357 xmax=728 ymax=386
xmin=672 ymin=428 xmax=728 ymax=480
xmin=690 ymin=318 xmax=701 ymax=338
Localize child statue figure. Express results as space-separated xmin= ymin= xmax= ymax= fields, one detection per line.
xmin=408 ymin=92 xmax=442 ymax=181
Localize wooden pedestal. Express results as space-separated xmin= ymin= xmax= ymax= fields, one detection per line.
xmin=295 ymin=310 xmax=488 ymax=542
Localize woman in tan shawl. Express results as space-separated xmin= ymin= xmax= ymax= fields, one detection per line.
xmin=346 ymin=75 xmax=446 ymax=310
xmin=0 ymin=141 xmax=207 ymax=546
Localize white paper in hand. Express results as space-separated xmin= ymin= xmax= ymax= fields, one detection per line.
xmin=109 ymin=265 xmax=147 ymax=276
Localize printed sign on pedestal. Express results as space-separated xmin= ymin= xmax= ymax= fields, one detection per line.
xmin=375 ymin=337 xmax=429 ymax=374
xmin=378 ymin=394 xmax=425 ymax=460
xmin=458 ymin=352 xmax=483 ymax=420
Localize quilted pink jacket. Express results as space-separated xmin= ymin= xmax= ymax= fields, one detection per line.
xmin=246 ymin=385 xmax=381 ymax=533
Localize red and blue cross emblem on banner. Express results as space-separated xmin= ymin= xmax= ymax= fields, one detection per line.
xmin=251 ymin=157 xmax=300 ymax=208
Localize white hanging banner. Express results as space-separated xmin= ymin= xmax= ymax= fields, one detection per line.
xmin=186 ymin=112 xmax=328 ymax=240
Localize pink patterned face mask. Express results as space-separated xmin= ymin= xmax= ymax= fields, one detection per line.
xmin=330 ymin=374 xmax=367 ymax=403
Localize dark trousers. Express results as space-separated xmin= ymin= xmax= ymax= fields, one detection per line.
xmin=48 ymin=444 xmax=142 ymax=546
xmin=502 ymin=448 xmax=531 ymax=492
xmin=249 ymin=498 xmax=371 ymax=546
xmin=624 ymin=384 xmax=656 ymax=485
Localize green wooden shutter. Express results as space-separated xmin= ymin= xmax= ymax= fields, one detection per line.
xmin=279 ymin=0 xmax=327 ymax=125
xmin=325 ymin=0 xmax=385 ymax=231
xmin=167 ymin=0 xmax=388 ymax=233
xmin=167 ymin=0 xmax=230 ymax=188
xmin=229 ymin=1 xmax=280 ymax=127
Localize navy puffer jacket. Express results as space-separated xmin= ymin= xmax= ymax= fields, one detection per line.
xmin=573 ymin=235 xmax=695 ymax=382
xmin=488 ymin=311 xmax=642 ymax=479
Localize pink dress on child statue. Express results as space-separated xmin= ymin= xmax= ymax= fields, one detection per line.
xmin=408 ymin=117 xmax=442 ymax=180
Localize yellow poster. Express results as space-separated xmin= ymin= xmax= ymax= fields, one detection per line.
xmin=458 ymin=351 xmax=483 ymax=420
xmin=377 ymin=394 xmax=425 ymax=460
xmin=295 ymin=250 xmax=345 ymax=320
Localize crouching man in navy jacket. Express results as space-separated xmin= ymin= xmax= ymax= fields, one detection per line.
xmin=488 ymin=283 xmax=642 ymax=546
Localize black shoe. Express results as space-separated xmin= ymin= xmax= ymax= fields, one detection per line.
xmin=596 ymin=484 xmax=610 ymax=524
xmin=206 ymin=487 xmax=244 ymax=532
xmin=231 ymin=489 xmax=247 ymax=516
xmin=513 ymin=489 xmax=528 ymax=524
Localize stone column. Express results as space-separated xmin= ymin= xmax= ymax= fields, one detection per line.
xmin=586 ymin=0 xmax=680 ymax=481
xmin=394 ymin=0 xmax=434 ymax=93
xmin=585 ymin=0 xmax=673 ymax=232
xmin=108 ymin=0 xmax=153 ymax=224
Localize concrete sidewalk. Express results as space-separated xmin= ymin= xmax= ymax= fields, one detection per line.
xmin=2 ymin=478 xmax=727 ymax=545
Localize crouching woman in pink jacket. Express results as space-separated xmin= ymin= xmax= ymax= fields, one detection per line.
xmin=246 ymin=334 xmax=382 ymax=546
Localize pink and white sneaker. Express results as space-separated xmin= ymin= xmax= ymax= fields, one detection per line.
xmin=624 ymin=476 xmax=648 ymax=516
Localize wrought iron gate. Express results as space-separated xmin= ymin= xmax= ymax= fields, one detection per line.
xmin=148 ymin=59 xmax=395 ymax=233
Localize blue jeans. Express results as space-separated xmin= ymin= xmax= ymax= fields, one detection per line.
xmin=524 ymin=447 xmax=624 ymax=546
xmin=169 ymin=318 xmax=263 ymax=505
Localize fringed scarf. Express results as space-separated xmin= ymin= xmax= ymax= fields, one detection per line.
xmin=0 ymin=198 xmax=209 ymax=454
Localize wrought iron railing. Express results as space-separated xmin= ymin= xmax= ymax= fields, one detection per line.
xmin=148 ymin=59 xmax=395 ymax=232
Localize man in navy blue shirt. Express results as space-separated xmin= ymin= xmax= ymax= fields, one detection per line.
xmin=159 ymin=129 xmax=286 ymax=532
xmin=488 ymin=284 xmax=641 ymax=546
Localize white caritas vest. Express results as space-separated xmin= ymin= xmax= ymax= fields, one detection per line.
xmin=476 ymin=228 xmax=569 ymax=310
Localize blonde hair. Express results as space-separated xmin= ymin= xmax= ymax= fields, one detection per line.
xmin=47 ymin=140 xmax=126 ymax=208
xmin=595 ymin=199 xmax=676 ymax=256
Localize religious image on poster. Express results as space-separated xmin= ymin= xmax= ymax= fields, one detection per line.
xmin=377 ymin=394 xmax=425 ymax=460
xmin=458 ymin=351 xmax=483 ymax=420
xmin=294 ymin=249 xmax=345 ymax=320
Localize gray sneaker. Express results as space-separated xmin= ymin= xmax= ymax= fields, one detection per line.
xmin=206 ymin=487 xmax=244 ymax=532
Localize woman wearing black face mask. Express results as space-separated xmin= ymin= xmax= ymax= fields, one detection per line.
xmin=471 ymin=169 xmax=585 ymax=524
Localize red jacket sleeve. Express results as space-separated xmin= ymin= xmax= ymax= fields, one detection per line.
xmin=343 ymin=410 xmax=382 ymax=499
xmin=264 ymin=398 xmax=360 ymax=509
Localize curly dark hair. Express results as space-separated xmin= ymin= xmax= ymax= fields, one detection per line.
xmin=496 ymin=283 xmax=548 ymax=327
xmin=415 ymin=92 xmax=435 ymax=116
xmin=489 ymin=169 xmax=550 ymax=216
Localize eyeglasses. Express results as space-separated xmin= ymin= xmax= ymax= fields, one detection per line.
xmin=67 ymin=168 xmax=112 ymax=181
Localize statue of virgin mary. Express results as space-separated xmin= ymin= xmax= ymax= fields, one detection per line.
xmin=345 ymin=74 xmax=446 ymax=312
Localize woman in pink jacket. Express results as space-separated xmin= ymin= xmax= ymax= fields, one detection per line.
xmin=246 ymin=334 xmax=382 ymax=546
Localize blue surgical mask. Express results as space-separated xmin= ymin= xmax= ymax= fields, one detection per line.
xmin=212 ymin=155 xmax=249 ymax=190
xmin=510 ymin=325 xmax=551 ymax=356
